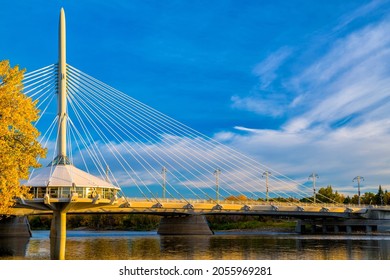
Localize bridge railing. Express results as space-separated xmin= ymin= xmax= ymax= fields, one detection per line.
xmin=123 ymin=197 xmax=384 ymax=209
xmin=27 ymin=191 xmax=390 ymax=210
xmin=29 ymin=186 xmax=117 ymax=200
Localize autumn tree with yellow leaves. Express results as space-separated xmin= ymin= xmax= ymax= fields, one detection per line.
xmin=0 ymin=60 xmax=46 ymax=215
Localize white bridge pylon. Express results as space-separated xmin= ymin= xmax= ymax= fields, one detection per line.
xmin=23 ymin=8 xmax=120 ymax=209
xmin=22 ymin=8 xmax=338 ymax=207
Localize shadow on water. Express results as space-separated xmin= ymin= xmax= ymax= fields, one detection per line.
xmin=2 ymin=230 xmax=390 ymax=260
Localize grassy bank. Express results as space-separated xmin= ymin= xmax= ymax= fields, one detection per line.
xmin=207 ymin=216 xmax=296 ymax=232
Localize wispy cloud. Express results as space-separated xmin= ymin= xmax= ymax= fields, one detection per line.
xmin=333 ymin=0 xmax=387 ymax=32
xmin=229 ymin=47 xmax=293 ymax=117
xmin=252 ymin=47 xmax=293 ymax=89
xmin=214 ymin=120 xmax=390 ymax=195
xmin=285 ymin=19 xmax=390 ymax=132
xmin=230 ymin=93 xmax=287 ymax=117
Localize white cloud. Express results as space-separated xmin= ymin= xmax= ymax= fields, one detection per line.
xmin=253 ymin=47 xmax=292 ymax=89
xmin=35 ymin=131 xmax=313 ymax=200
xmin=289 ymin=94 xmax=305 ymax=108
xmin=215 ymin=121 xmax=390 ymax=196
xmin=231 ymin=94 xmax=286 ymax=117
xmin=287 ymin=20 xmax=390 ymax=131
xmin=333 ymin=0 xmax=386 ymax=32
xmin=230 ymin=47 xmax=293 ymax=117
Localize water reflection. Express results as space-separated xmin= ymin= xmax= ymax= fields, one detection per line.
xmin=1 ymin=231 xmax=390 ymax=260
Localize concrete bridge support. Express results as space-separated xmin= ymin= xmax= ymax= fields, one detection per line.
xmin=50 ymin=210 xmax=67 ymax=260
xmin=158 ymin=215 xmax=213 ymax=235
xmin=0 ymin=216 xmax=31 ymax=258
xmin=0 ymin=216 xmax=31 ymax=237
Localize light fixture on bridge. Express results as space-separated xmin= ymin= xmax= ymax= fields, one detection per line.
xmin=161 ymin=166 xmax=167 ymax=200
xmin=262 ymin=171 xmax=271 ymax=202
xmin=214 ymin=168 xmax=221 ymax=203
xmin=308 ymin=173 xmax=319 ymax=203
xmin=353 ymin=176 xmax=365 ymax=206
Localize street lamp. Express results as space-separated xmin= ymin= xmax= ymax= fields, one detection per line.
xmin=353 ymin=176 xmax=364 ymax=206
xmin=161 ymin=166 xmax=167 ymax=200
xmin=308 ymin=173 xmax=319 ymax=203
xmin=214 ymin=168 xmax=221 ymax=203
xmin=262 ymin=171 xmax=271 ymax=202
xmin=105 ymin=165 xmax=110 ymax=182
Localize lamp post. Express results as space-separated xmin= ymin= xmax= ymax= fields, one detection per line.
xmin=308 ymin=173 xmax=319 ymax=203
xmin=161 ymin=166 xmax=167 ymax=200
xmin=105 ymin=165 xmax=110 ymax=182
xmin=262 ymin=171 xmax=271 ymax=202
xmin=214 ymin=168 xmax=221 ymax=203
xmin=353 ymin=176 xmax=364 ymax=206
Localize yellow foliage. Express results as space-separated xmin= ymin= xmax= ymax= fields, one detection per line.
xmin=0 ymin=60 xmax=46 ymax=215
xmin=225 ymin=194 xmax=248 ymax=201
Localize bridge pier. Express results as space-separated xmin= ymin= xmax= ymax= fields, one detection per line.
xmin=50 ymin=210 xmax=67 ymax=260
xmin=0 ymin=216 xmax=31 ymax=237
xmin=0 ymin=216 xmax=31 ymax=258
xmin=295 ymin=220 xmax=305 ymax=233
xmin=157 ymin=215 xmax=213 ymax=235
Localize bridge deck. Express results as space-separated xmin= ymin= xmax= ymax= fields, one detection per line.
xmin=11 ymin=197 xmax=375 ymax=219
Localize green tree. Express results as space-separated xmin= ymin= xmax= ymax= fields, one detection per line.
xmin=226 ymin=194 xmax=248 ymax=201
xmin=350 ymin=194 xmax=359 ymax=204
xmin=343 ymin=196 xmax=352 ymax=204
xmin=317 ymin=185 xmax=345 ymax=203
xmin=361 ymin=192 xmax=375 ymax=205
xmin=0 ymin=60 xmax=46 ymax=215
xmin=374 ymin=185 xmax=385 ymax=205
xmin=384 ymin=190 xmax=390 ymax=205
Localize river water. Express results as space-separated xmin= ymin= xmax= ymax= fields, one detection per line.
xmin=1 ymin=230 xmax=390 ymax=260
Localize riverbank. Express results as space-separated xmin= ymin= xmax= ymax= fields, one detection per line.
xmin=207 ymin=216 xmax=296 ymax=232
xmin=28 ymin=214 xmax=297 ymax=232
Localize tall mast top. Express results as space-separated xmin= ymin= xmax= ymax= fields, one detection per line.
xmin=55 ymin=7 xmax=69 ymax=164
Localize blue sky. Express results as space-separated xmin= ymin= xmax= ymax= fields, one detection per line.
xmin=2 ymin=0 xmax=390 ymax=196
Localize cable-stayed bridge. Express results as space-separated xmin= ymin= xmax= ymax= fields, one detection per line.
xmin=15 ymin=60 xmax=373 ymax=217
xmin=3 ymin=8 xmax=390 ymax=259
xmin=23 ymin=63 xmax=338 ymax=207
xmin=20 ymin=12 xmax=347 ymax=209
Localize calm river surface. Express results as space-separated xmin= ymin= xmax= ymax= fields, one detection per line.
xmin=1 ymin=230 xmax=390 ymax=260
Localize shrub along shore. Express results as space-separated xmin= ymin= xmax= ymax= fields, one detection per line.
xmin=28 ymin=214 xmax=296 ymax=232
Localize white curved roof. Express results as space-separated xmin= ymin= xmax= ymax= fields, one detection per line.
xmin=25 ymin=165 xmax=119 ymax=189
